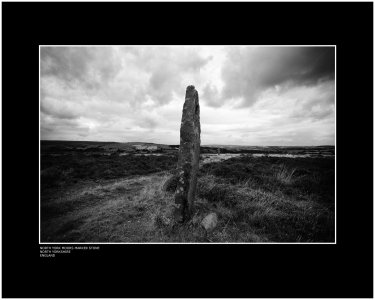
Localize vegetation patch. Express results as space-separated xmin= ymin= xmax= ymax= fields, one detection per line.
xmin=41 ymin=153 xmax=178 ymax=189
xmin=41 ymin=148 xmax=334 ymax=243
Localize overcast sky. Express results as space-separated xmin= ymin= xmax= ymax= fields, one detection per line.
xmin=40 ymin=46 xmax=335 ymax=146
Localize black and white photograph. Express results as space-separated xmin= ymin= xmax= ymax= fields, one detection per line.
xmin=2 ymin=2 xmax=373 ymax=298
xmin=40 ymin=45 xmax=336 ymax=243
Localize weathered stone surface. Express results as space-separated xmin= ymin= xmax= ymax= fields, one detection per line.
xmin=174 ymin=85 xmax=201 ymax=222
xmin=201 ymin=213 xmax=218 ymax=231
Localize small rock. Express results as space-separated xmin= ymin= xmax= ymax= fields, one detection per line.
xmin=201 ymin=213 xmax=218 ymax=231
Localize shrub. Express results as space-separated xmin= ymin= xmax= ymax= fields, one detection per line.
xmin=275 ymin=164 xmax=296 ymax=184
xmin=162 ymin=174 xmax=179 ymax=192
xmin=197 ymin=175 xmax=242 ymax=208
xmin=41 ymin=153 xmax=178 ymax=185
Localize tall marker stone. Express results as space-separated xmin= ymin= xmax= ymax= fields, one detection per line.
xmin=174 ymin=85 xmax=201 ymax=222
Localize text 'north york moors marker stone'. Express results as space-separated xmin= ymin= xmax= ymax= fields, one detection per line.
xmin=174 ymin=85 xmax=201 ymax=222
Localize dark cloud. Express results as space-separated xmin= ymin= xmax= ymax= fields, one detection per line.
xmin=40 ymin=97 xmax=79 ymax=120
xmin=41 ymin=47 xmax=121 ymax=89
xmin=40 ymin=46 xmax=212 ymax=107
xmin=203 ymin=46 xmax=335 ymax=108
xmin=40 ymin=113 xmax=91 ymax=140
xmin=288 ymin=80 xmax=335 ymax=121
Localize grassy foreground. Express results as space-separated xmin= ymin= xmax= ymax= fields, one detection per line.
xmin=41 ymin=154 xmax=335 ymax=243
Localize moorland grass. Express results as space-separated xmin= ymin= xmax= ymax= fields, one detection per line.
xmin=41 ymin=154 xmax=334 ymax=243
xmin=41 ymin=153 xmax=178 ymax=189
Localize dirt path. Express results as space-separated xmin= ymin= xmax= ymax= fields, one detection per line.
xmin=41 ymin=173 xmax=169 ymax=242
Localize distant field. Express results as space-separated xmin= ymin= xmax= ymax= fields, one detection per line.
xmin=40 ymin=141 xmax=335 ymax=243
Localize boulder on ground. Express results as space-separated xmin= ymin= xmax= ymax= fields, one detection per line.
xmin=201 ymin=212 xmax=218 ymax=231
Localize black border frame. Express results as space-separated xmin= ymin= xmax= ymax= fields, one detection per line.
xmin=2 ymin=2 xmax=373 ymax=298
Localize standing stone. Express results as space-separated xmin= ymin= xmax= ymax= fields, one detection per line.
xmin=174 ymin=85 xmax=201 ymax=222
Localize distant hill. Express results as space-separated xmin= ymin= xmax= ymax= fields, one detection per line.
xmin=41 ymin=141 xmax=335 ymax=154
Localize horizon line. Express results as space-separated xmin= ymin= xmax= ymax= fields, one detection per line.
xmin=40 ymin=139 xmax=335 ymax=147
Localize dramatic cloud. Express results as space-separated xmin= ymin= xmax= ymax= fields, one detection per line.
xmin=203 ymin=46 xmax=334 ymax=108
xmin=41 ymin=47 xmax=122 ymax=89
xmin=40 ymin=46 xmax=335 ymax=146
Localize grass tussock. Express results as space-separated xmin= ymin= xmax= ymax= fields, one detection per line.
xmin=275 ymin=164 xmax=296 ymax=184
xmin=195 ymin=174 xmax=333 ymax=242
